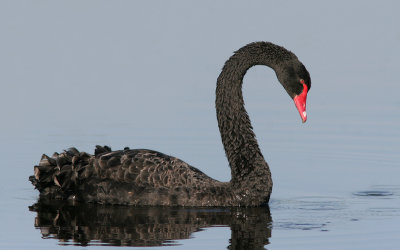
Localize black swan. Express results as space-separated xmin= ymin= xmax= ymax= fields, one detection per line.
xmin=30 ymin=42 xmax=311 ymax=206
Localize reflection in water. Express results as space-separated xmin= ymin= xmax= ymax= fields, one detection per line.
xmin=29 ymin=199 xmax=272 ymax=249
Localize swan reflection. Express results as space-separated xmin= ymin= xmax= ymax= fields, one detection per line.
xmin=30 ymin=200 xmax=272 ymax=249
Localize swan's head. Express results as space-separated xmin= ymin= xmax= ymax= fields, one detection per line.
xmin=276 ymin=60 xmax=311 ymax=123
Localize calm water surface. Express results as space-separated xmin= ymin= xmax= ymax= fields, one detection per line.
xmin=1 ymin=83 xmax=399 ymax=249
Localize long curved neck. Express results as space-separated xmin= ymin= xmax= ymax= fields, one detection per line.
xmin=215 ymin=42 xmax=296 ymax=189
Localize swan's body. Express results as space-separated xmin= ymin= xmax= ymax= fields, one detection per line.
xmin=30 ymin=42 xmax=311 ymax=206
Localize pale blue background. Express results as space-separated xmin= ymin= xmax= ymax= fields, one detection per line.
xmin=0 ymin=1 xmax=399 ymax=249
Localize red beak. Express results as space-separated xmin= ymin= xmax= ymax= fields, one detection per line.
xmin=293 ymin=83 xmax=308 ymax=123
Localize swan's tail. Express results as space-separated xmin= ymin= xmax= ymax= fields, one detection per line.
xmin=29 ymin=145 xmax=111 ymax=199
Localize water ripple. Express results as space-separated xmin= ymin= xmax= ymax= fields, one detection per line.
xmin=270 ymin=196 xmax=345 ymax=231
xmin=353 ymin=190 xmax=394 ymax=197
xmin=353 ymin=185 xmax=400 ymax=199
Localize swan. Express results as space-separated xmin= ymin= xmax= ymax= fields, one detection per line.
xmin=30 ymin=42 xmax=311 ymax=206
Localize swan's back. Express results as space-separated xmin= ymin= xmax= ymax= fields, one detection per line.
xmin=93 ymin=147 xmax=211 ymax=186
xmin=31 ymin=146 xmax=232 ymax=206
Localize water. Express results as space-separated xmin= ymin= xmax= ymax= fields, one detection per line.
xmin=1 ymin=1 xmax=400 ymax=249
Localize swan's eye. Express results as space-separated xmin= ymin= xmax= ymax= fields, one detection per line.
xmin=300 ymin=79 xmax=305 ymax=85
